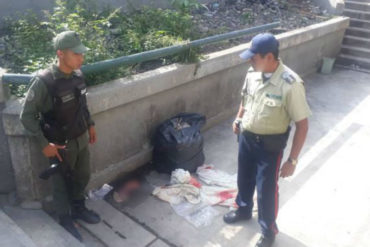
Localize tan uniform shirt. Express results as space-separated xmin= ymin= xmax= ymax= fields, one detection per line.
xmin=241 ymin=61 xmax=311 ymax=135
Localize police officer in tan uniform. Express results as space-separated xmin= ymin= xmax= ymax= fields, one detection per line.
xmin=223 ymin=33 xmax=311 ymax=247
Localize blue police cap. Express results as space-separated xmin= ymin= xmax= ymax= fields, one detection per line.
xmin=240 ymin=33 xmax=279 ymax=60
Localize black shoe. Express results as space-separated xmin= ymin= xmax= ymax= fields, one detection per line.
xmin=223 ymin=208 xmax=252 ymax=224
xmin=59 ymin=215 xmax=83 ymax=242
xmin=72 ymin=200 xmax=101 ymax=224
xmin=255 ymin=235 xmax=275 ymax=247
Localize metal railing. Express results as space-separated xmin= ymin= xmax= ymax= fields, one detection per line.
xmin=1 ymin=22 xmax=280 ymax=85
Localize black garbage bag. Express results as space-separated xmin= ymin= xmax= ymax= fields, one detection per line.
xmin=152 ymin=113 xmax=206 ymax=174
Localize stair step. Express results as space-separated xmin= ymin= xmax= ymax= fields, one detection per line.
xmin=336 ymin=54 xmax=370 ymax=70
xmin=343 ymin=35 xmax=370 ymax=48
xmin=346 ymin=27 xmax=370 ymax=38
xmin=345 ymin=1 xmax=370 ymax=11
xmin=341 ymin=45 xmax=370 ymax=59
xmin=335 ymin=63 xmax=370 ymax=74
xmin=148 ymin=239 xmax=171 ymax=247
xmin=347 ymin=0 xmax=370 ymax=3
xmin=0 ymin=209 xmax=37 ymax=247
xmin=344 ymin=9 xmax=370 ymax=20
xmin=78 ymin=199 xmax=156 ymax=247
xmin=349 ymin=18 xmax=370 ymax=28
xmin=3 ymin=206 xmax=84 ymax=247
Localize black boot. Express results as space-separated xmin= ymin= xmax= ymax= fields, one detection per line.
xmin=255 ymin=234 xmax=275 ymax=247
xmin=59 ymin=215 xmax=83 ymax=242
xmin=72 ymin=200 xmax=101 ymax=224
xmin=223 ymin=207 xmax=252 ymax=224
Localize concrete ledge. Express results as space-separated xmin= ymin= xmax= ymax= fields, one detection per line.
xmin=277 ymin=17 xmax=349 ymax=50
xmin=0 ymin=68 xmax=15 ymax=193
xmin=1 ymin=17 xmax=350 ymax=200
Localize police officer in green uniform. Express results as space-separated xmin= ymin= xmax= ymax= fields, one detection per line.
xmin=20 ymin=31 xmax=100 ymax=242
xmin=223 ymin=33 xmax=311 ymax=247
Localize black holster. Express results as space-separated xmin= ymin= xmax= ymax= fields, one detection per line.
xmin=39 ymin=149 xmax=71 ymax=180
xmin=243 ymin=126 xmax=291 ymax=153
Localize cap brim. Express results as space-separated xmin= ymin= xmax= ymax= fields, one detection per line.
xmin=239 ymin=49 xmax=255 ymax=61
xmin=70 ymin=44 xmax=89 ymax=54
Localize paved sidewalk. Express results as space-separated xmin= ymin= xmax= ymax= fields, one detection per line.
xmin=107 ymin=68 xmax=370 ymax=247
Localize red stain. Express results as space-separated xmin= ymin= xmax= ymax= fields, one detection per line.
xmin=218 ymin=190 xmax=234 ymax=201
xmin=189 ymin=177 xmax=202 ymax=188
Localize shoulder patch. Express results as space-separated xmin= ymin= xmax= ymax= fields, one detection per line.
xmin=281 ymin=71 xmax=296 ymax=84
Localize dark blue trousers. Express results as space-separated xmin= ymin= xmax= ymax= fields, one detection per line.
xmin=236 ymin=133 xmax=283 ymax=237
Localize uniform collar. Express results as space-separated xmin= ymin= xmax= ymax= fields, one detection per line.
xmin=51 ymin=64 xmax=79 ymax=80
xmin=266 ymin=60 xmax=285 ymax=87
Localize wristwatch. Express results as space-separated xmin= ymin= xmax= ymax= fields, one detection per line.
xmin=288 ymin=157 xmax=298 ymax=166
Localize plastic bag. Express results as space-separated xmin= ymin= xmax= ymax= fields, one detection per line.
xmin=152 ymin=184 xmax=201 ymax=204
xmin=200 ymin=185 xmax=238 ymax=208
xmin=170 ymin=168 xmax=202 ymax=188
xmin=171 ymin=202 xmax=219 ymax=228
xmin=152 ymin=113 xmax=206 ymax=173
xmin=196 ymin=164 xmax=237 ymax=188
xmin=170 ymin=169 xmax=192 ymax=184
xmin=88 ymin=184 xmax=113 ymax=200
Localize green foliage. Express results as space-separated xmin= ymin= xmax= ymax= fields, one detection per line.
xmin=169 ymin=0 xmax=208 ymax=13
xmin=0 ymin=0 xmax=200 ymax=96
xmin=241 ymin=11 xmax=253 ymax=25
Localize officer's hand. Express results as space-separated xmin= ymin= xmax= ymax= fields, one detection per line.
xmin=42 ymin=143 xmax=65 ymax=162
xmin=88 ymin=126 xmax=97 ymax=144
xmin=280 ymin=161 xmax=296 ymax=178
xmin=232 ymin=122 xmax=240 ymax=135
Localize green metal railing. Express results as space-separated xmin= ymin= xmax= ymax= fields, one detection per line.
xmin=1 ymin=22 xmax=280 ymax=85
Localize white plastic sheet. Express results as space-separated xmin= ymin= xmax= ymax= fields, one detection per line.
xmin=151 ymin=166 xmax=238 ymax=227
xmin=171 ymin=202 xmax=220 ymax=228
xmin=196 ymin=164 xmax=237 ymax=188
xmin=170 ymin=169 xmax=192 ymax=184
xmin=88 ymin=184 xmax=113 ymax=200
xmin=200 ymin=185 xmax=238 ymax=208
xmin=152 ymin=184 xmax=201 ymax=204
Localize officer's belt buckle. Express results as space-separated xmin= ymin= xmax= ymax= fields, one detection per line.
xmin=243 ymin=130 xmax=262 ymax=143
xmin=255 ymin=135 xmax=260 ymax=142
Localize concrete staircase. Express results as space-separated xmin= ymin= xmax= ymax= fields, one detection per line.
xmin=0 ymin=209 xmax=37 ymax=247
xmin=0 ymin=206 xmax=84 ymax=247
xmin=337 ymin=0 xmax=370 ymax=72
xmin=0 ymin=198 xmax=161 ymax=247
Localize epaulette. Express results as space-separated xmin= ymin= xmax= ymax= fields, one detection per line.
xmin=281 ymin=71 xmax=296 ymax=84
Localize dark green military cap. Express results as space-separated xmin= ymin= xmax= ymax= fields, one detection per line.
xmin=53 ymin=31 xmax=89 ymax=54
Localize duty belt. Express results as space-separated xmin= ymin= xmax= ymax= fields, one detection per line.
xmin=242 ymin=127 xmax=291 ymax=153
xmin=242 ymin=130 xmax=265 ymax=143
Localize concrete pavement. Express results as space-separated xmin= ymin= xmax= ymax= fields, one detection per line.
xmin=107 ymin=68 xmax=370 ymax=247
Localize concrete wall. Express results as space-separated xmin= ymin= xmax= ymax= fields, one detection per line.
xmin=0 ymin=68 xmax=15 ymax=193
xmin=1 ymin=17 xmax=349 ymax=201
